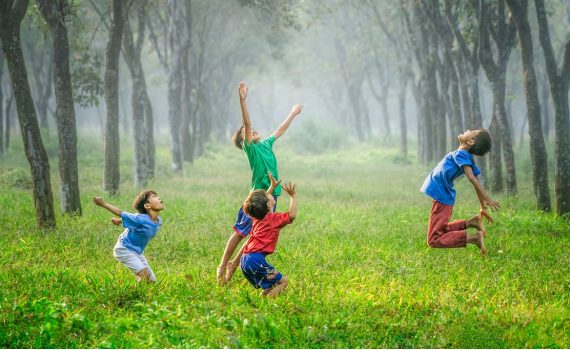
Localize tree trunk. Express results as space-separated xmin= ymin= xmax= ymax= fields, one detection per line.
xmin=448 ymin=56 xmax=464 ymax=147
xmin=123 ymin=6 xmax=150 ymax=188
xmin=495 ymin=80 xmax=518 ymax=195
xmin=398 ymin=70 xmax=408 ymax=158
xmin=488 ymin=109 xmax=504 ymax=192
xmin=0 ymin=56 xmax=4 ymax=154
xmin=143 ymin=90 xmax=155 ymax=179
xmin=38 ymin=0 xmax=82 ymax=215
xmin=5 ymin=93 xmax=13 ymax=151
xmin=37 ymin=54 xmax=53 ymax=130
xmin=104 ymin=0 xmax=124 ymax=195
xmin=535 ymin=0 xmax=570 ymax=216
xmin=168 ymin=0 xmax=183 ymax=172
xmin=422 ymin=30 xmax=437 ymax=162
xmin=180 ymin=0 xmax=193 ymax=162
xmin=477 ymin=0 xmax=517 ymax=195
xmin=380 ymin=81 xmax=391 ymax=139
xmin=540 ymin=78 xmax=551 ymax=138
xmin=506 ymin=0 xmax=551 ymax=211
xmin=0 ymin=0 xmax=56 ymax=229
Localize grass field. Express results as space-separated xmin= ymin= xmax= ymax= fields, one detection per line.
xmin=1 ymin=133 xmax=569 ymax=348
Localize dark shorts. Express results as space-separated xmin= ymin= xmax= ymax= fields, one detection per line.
xmin=233 ymin=195 xmax=278 ymax=237
xmin=240 ymin=252 xmax=282 ymax=290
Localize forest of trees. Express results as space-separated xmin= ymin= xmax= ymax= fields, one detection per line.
xmin=1 ymin=0 xmax=569 ymax=229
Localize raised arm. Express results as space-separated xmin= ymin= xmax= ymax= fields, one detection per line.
xmin=272 ymin=104 xmax=303 ymax=140
xmin=266 ymin=171 xmax=282 ymax=195
xmin=463 ymin=166 xmax=501 ymax=222
xmin=93 ymin=197 xmax=122 ymax=217
xmin=239 ymin=81 xmax=252 ymax=145
xmin=282 ymin=182 xmax=297 ymax=221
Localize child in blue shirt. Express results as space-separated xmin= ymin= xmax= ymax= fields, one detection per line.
xmin=93 ymin=190 xmax=164 ymax=282
xmin=420 ymin=129 xmax=501 ymax=255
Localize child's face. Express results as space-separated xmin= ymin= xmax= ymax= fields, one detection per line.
xmin=458 ymin=130 xmax=479 ymax=145
xmin=244 ymin=129 xmax=261 ymax=143
xmin=265 ymin=193 xmax=275 ymax=212
xmin=145 ymin=193 xmax=164 ymax=212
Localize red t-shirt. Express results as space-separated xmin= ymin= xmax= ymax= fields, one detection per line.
xmin=243 ymin=212 xmax=291 ymax=255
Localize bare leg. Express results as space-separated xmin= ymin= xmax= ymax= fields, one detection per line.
xmin=467 ymin=231 xmax=487 ymax=256
xmin=217 ymin=232 xmax=243 ymax=284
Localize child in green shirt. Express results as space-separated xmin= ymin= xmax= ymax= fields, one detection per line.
xmin=217 ymin=81 xmax=302 ymax=284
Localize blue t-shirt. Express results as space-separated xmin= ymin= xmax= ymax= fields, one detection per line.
xmin=118 ymin=212 xmax=162 ymax=254
xmin=420 ymin=150 xmax=481 ymax=205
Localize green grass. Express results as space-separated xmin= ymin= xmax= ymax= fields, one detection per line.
xmin=0 ymin=133 xmax=569 ymax=348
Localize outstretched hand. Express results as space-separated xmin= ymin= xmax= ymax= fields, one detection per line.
xmin=239 ymin=81 xmax=248 ymax=100
xmin=484 ymin=198 xmax=501 ymax=212
xmin=480 ymin=207 xmax=494 ymax=224
xmin=283 ymin=182 xmax=296 ymax=197
xmin=93 ymin=197 xmax=105 ymax=207
xmin=268 ymin=171 xmax=281 ymax=188
xmin=111 ymin=217 xmax=122 ymax=226
xmin=291 ymin=104 xmax=303 ymax=116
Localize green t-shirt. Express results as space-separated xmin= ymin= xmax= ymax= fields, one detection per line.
xmin=242 ymin=135 xmax=281 ymax=196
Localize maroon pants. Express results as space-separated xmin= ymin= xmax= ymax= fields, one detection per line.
xmin=427 ymin=200 xmax=467 ymax=248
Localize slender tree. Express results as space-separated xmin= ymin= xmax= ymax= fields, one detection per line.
xmin=505 ymin=0 xmax=551 ymax=211
xmin=476 ymin=0 xmax=518 ymax=195
xmin=123 ymin=0 xmax=152 ymax=187
xmin=534 ymin=0 xmax=570 ymax=216
xmin=37 ymin=0 xmax=82 ymax=215
xmin=0 ymin=0 xmax=56 ymax=228
xmin=4 ymin=91 xmax=14 ymax=151
xmin=104 ymin=0 xmax=124 ymax=195
xmin=167 ymin=0 xmax=183 ymax=172
xmin=0 ymin=55 xmax=4 ymax=154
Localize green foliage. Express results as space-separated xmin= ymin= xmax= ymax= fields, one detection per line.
xmin=71 ymin=52 xmax=104 ymax=108
xmin=0 ymin=139 xmax=569 ymax=348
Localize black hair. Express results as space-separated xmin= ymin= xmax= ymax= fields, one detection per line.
xmin=133 ymin=190 xmax=157 ymax=214
xmin=469 ymin=129 xmax=492 ymax=156
xmin=242 ymin=190 xmax=270 ymax=220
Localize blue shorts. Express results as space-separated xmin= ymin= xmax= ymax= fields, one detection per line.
xmin=233 ymin=195 xmax=278 ymax=237
xmin=240 ymin=252 xmax=282 ymax=290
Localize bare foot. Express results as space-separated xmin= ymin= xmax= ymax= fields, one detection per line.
xmin=216 ymin=265 xmax=226 ymax=285
xmin=474 ymin=231 xmax=487 ymax=256
xmin=225 ymin=262 xmax=239 ymax=283
xmin=468 ymin=214 xmax=486 ymax=237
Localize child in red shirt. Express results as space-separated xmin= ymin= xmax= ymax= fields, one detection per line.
xmin=240 ymin=181 xmax=297 ymax=297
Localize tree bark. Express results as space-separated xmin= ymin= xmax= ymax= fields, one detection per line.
xmin=104 ymin=0 xmax=124 ymax=195
xmin=0 ymin=56 xmax=4 ymax=154
xmin=123 ymin=2 xmax=150 ymax=187
xmin=168 ymin=0 xmax=183 ymax=172
xmin=488 ymin=108 xmax=504 ymax=192
xmin=476 ymin=0 xmax=517 ymax=195
xmin=398 ymin=71 xmax=408 ymax=158
xmin=506 ymin=0 xmax=551 ymax=211
xmin=535 ymin=0 xmax=570 ymax=216
xmin=0 ymin=0 xmax=56 ymax=229
xmin=37 ymin=0 xmax=82 ymax=215
xmin=180 ymin=0 xmax=193 ymax=162
xmin=5 ymin=92 xmax=14 ymax=151
xmin=37 ymin=54 xmax=53 ymax=130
